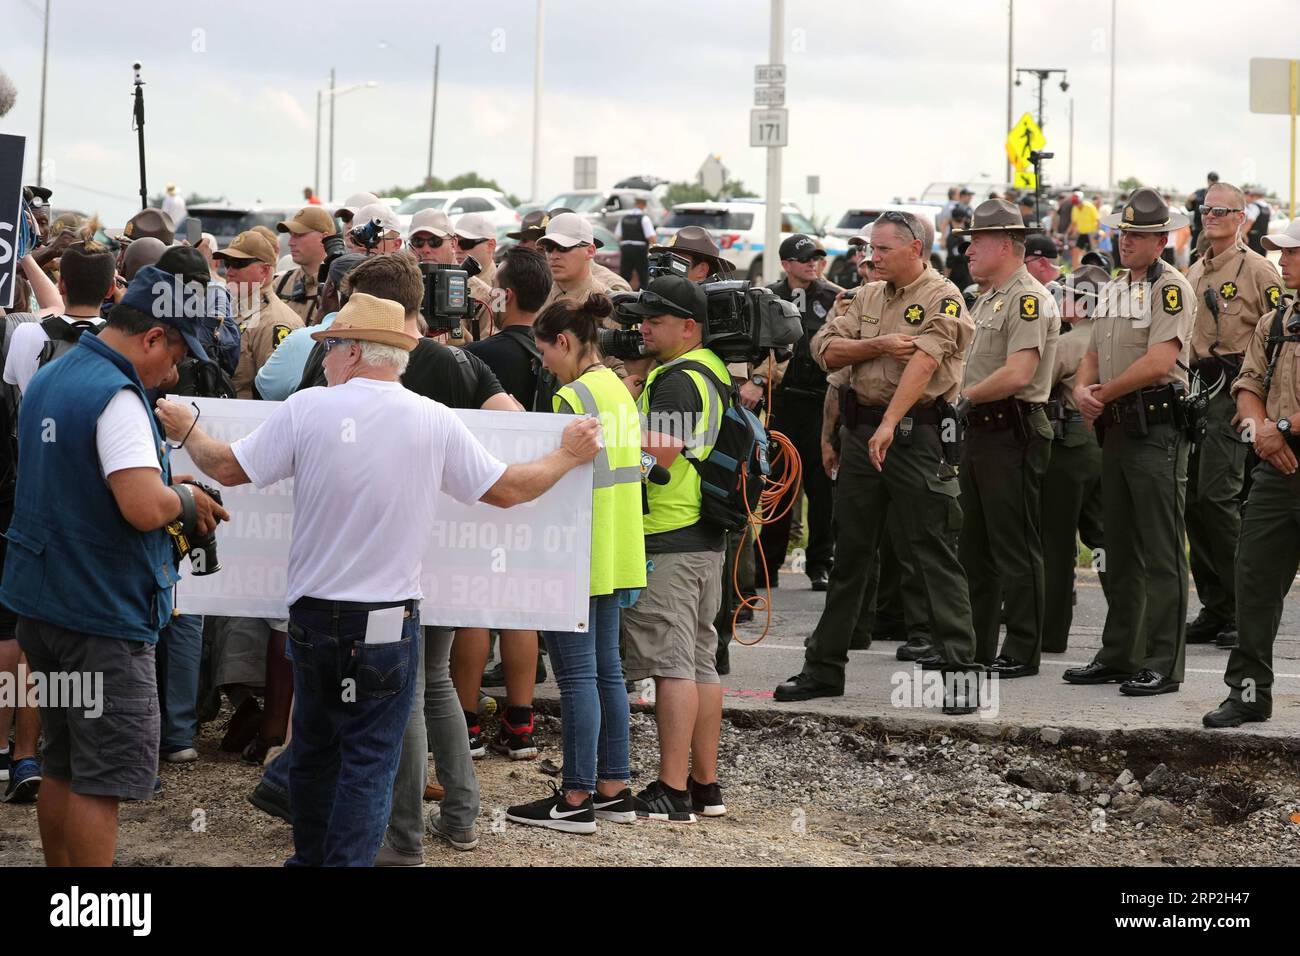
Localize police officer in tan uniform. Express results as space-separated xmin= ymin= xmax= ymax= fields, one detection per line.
xmin=952 ymin=199 xmax=1060 ymax=677
xmin=775 ymin=210 xmax=980 ymax=713
xmin=273 ymin=206 xmax=336 ymax=324
xmin=215 ymin=230 xmax=304 ymax=399
xmin=543 ymin=208 xmax=631 ymax=294
xmin=1064 ymin=188 xmax=1195 ymax=696
xmin=1204 ymin=218 xmax=1300 ymax=727
xmin=1041 ymin=265 xmax=1112 ymax=653
xmin=1183 ymin=181 xmax=1284 ymax=649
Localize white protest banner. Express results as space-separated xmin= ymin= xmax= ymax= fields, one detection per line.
xmin=170 ymin=398 xmax=593 ymax=632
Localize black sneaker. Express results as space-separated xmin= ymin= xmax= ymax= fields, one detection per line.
xmin=490 ymin=715 xmax=538 ymax=760
xmin=634 ymin=779 xmax=697 ymax=823
xmin=593 ymin=787 xmax=636 ymax=823
xmin=506 ymin=784 xmax=597 ymax=834
xmin=468 ymin=724 xmax=487 ymax=760
xmin=2 ymin=757 xmax=40 ymax=803
xmin=688 ymin=776 xmax=727 ymax=817
xmin=248 ymin=780 xmax=292 ymax=823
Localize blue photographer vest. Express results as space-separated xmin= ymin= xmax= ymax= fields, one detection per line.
xmin=1 ymin=333 xmax=179 ymax=643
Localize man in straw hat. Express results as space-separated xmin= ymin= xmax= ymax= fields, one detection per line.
xmin=950 ymin=198 xmax=1060 ymax=678
xmin=1203 ymin=218 xmax=1300 ymax=727
xmin=1041 ymin=264 xmax=1113 ymax=654
xmin=1063 ymin=186 xmax=1195 ymax=697
xmin=154 ymin=293 xmax=602 ymax=866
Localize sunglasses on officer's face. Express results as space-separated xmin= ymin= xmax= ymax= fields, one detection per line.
xmin=456 ymin=237 xmax=489 ymax=251
xmin=409 ymin=235 xmax=447 ymax=249
xmin=1200 ymin=205 xmax=1244 ymax=218
xmin=539 ymin=241 xmax=588 ymax=254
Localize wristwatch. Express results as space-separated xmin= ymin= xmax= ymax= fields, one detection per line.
xmin=751 ymin=374 xmax=767 ymax=389
xmin=1277 ymin=418 xmax=1291 ymax=435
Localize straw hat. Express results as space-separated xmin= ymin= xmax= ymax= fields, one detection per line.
xmin=309 ymin=292 xmax=419 ymax=351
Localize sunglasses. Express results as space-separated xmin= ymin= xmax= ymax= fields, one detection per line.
xmin=322 ymin=337 xmax=354 ymax=353
xmin=635 ymin=289 xmax=694 ymax=320
xmin=1200 ymin=205 xmax=1243 ymax=218
xmin=877 ymin=210 xmax=919 ymax=242
xmin=539 ymin=241 xmax=589 ymax=254
xmin=409 ymin=234 xmax=448 ymax=249
xmin=456 ymin=237 xmax=489 ymax=251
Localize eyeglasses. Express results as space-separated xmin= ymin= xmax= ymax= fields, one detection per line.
xmin=877 ymin=210 xmax=919 ymax=243
xmin=1200 ymin=205 xmax=1244 ymax=218
xmin=409 ymin=235 xmax=447 ymax=249
xmin=322 ymin=337 xmax=354 ymax=353
xmin=456 ymin=237 xmax=489 ymax=251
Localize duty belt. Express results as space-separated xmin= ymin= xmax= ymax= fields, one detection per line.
xmin=965 ymin=398 xmax=1046 ymax=431
xmin=1102 ymin=383 xmax=1179 ymax=427
xmin=848 ymin=402 xmax=942 ymax=431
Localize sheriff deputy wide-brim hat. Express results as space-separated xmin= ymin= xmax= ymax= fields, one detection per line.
xmin=1063 ymin=264 xmax=1112 ymax=301
xmin=1101 ymin=186 xmax=1189 ymax=232
xmin=648 ymin=225 xmax=735 ymax=271
xmin=508 ymin=209 xmax=549 ymax=240
xmin=310 ymin=292 xmax=419 ymax=351
xmin=278 ymin=205 xmax=337 ymax=235
xmin=1263 ymin=217 xmax=1300 ymax=250
xmin=114 ymin=207 xmax=175 ymax=244
xmin=951 ymin=198 xmax=1039 ymax=236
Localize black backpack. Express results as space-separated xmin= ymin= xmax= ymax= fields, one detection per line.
xmin=37 ymin=315 xmax=101 ymax=369
xmin=650 ymin=360 xmax=769 ymax=533
xmin=173 ymin=356 xmax=237 ymax=399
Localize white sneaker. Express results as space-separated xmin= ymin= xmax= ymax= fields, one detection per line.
xmin=162 ymin=748 xmax=199 ymax=764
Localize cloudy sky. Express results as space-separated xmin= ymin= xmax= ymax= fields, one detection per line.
xmin=4 ymin=0 xmax=1300 ymax=228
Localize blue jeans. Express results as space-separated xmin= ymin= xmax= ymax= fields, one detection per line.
xmin=543 ymin=594 xmax=630 ymax=793
xmin=284 ymin=600 xmax=420 ymax=867
xmin=156 ymin=613 xmax=203 ymax=752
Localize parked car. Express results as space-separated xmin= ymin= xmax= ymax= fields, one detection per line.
xmin=828 ymin=203 xmax=946 ymax=261
xmin=395 ymin=189 xmax=520 ymax=232
xmin=494 ymin=223 xmax=621 ymax=275
xmin=184 ymin=203 xmax=302 ymax=256
xmin=655 ymin=201 xmax=848 ymax=282
xmin=541 ymin=188 xmax=667 ymax=232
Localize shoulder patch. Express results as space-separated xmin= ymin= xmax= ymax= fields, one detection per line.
xmin=1162 ymin=284 xmax=1183 ymax=315
xmin=940 ymin=297 xmax=961 ymax=318
xmin=1019 ymin=294 xmax=1039 ymax=321
xmin=1267 ymin=284 xmax=1282 ymax=308
xmin=903 ymin=303 xmax=925 ymax=325
xmin=273 ymin=325 xmax=292 ymax=347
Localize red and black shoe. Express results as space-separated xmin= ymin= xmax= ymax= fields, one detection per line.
xmin=490 ymin=715 xmax=538 ymax=760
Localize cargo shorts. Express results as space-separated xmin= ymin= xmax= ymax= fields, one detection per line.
xmin=622 ymin=550 xmax=724 ymax=684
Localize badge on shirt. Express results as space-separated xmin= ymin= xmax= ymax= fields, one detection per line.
xmin=904 ymin=304 xmax=925 ymax=325
xmin=1019 ymin=294 xmax=1039 ymax=321
xmin=273 ymin=325 xmax=292 ymax=347
xmin=1219 ymin=281 xmax=1238 ymax=301
xmin=1267 ymin=285 xmax=1283 ymax=308
xmin=940 ymin=297 xmax=961 ymax=318
xmin=1162 ymin=285 xmax=1182 ymax=315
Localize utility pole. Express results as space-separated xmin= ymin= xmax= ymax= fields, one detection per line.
xmin=314 ymin=89 xmax=321 ymax=197
xmin=328 ymin=67 xmax=336 ymax=201
xmin=1108 ymin=0 xmax=1117 ymax=189
xmin=427 ymin=46 xmax=439 ymax=186
xmin=764 ymin=0 xmax=784 ymax=284
xmin=1068 ymin=97 xmax=1074 ymax=185
xmin=1005 ymin=0 xmax=1014 ymax=184
xmin=530 ymin=0 xmax=545 ymax=202
xmin=36 ymin=0 xmax=50 ymax=186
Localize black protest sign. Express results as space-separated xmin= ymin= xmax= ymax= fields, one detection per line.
xmin=0 ymin=134 xmax=26 ymax=309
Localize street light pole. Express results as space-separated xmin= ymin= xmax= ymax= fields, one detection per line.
xmin=427 ymin=45 xmax=440 ymax=187
xmin=315 ymin=89 xmax=321 ymax=197
xmin=530 ymin=0 xmax=545 ymax=202
xmin=1005 ymin=0 xmax=1014 ymax=185
xmin=1108 ymin=0 xmax=1117 ymax=190
xmin=36 ymin=0 xmax=50 ymax=187
xmin=328 ymin=67 xmax=336 ymax=202
xmin=764 ymin=0 xmax=784 ymax=285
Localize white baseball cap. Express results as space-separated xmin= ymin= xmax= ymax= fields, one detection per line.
xmin=338 ymin=192 xmax=381 ymax=218
xmin=541 ymin=212 xmax=602 ymax=249
xmin=847 ymin=224 xmax=873 ymax=247
xmin=409 ymin=208 xmax=453 ymax=238
xmin=351 ymin=202 xmax=403 ymax=239
xmin=454 ymin=213 xmax=496 ymax=242
xmin=1263 ymin=218 xmax=1300 ymax=250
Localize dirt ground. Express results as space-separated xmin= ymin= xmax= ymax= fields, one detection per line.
xmin=3 ymin=707 xmax=1298 ymax=867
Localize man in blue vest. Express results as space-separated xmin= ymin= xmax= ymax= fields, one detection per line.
xmin=0 ymin=265 xmax=227 ymax=866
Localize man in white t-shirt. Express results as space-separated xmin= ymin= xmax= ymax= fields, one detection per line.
xmin=155 ymin=291 xmax=600 ymax=867
xmin=3 ymin=240 xmax=116 ymax=395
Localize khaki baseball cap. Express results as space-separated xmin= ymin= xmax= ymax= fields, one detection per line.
xmin=409 ymin=208 xmax=453 ymax=238
xmin=278 ymin=205 xmax=337 ymax=236
xmin=214 ymin=229 xmax=279 ymax=266
xmin=1263 ymin=218 xmax=1300 ymax=250
xmin=454 ymin=213 xmax=496 ymax=242
xmin=542 ymin=212 xmax=602 ymax=249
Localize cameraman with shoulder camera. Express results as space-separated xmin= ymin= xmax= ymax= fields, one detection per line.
xmin=0 ymin=269 xmax=227 ymax=866
xmin=621 ymin=276 xmax=732 ymax=823
xmin=757 ymin=234 xmax=842 ymax=591
xmin=273 ymin=206 xmax=338 ymax=324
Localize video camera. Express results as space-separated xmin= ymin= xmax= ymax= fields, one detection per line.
xmin=418 ymin=257 xmax=479 ymax=333
xmin=647 ymin=249 xmax=691 ymax=281
xmin=349 ymin=217 xmax=387 ymax=250
xmin=605 ymin=280 xmax=802 ymax=364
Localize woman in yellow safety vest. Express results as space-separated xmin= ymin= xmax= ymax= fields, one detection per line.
xmin=504 ymin=293 xmax=647 ymax=834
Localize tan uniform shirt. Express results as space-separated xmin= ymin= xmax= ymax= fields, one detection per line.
xmin=811 ymin=264 xmax=974 ymax=407
xmin=232 ymin=288 xmax=304 ymax=399
xmin=1052 ymin=317 xmax=1096 ymax=411
xmin=963 ymin=265 xmax=1060 ymax=402
xmin=1232 ymin=300 xmax=1300 ymax=421
xmin=1090 ymin=264 xmax=1195 ymax=390
xmin=542 ymin=268 xmax=615 ymax=311
xmin=1187 ymin=239 xmax=1283 ymax=361
xmin=272 ymin=266 xmax=321 ymax=324
xmin=592 ymin=261 xmax=631 ymax=293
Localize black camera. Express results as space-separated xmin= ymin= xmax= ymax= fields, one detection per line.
xmin=700 ymin=280 xmax=802 ymax=364
xmin=597 ymin=326 xmax=647 ymax=360
xmin=647 ymin=249 xmax=691 ymax=281
xmin=349 ymin=217 xmax=386 ymax=250
xmin=419 ymin=261 xmax=472 ymax=333
xmin=168 ymin=482 xmax=223 ymax=576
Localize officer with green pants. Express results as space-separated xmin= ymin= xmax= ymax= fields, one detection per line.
xmin=1064 ymin=188 xmax=1195 ymax=697
xmin=1204 ymin=219 xmax=1300 ymax=727
xmin=1041 ymin=266 xmax=1113 ymax=652
xmin=775 ymin=210 xmax=979 ymax=713
xmin=951 ymin=199 xmax=1060 ymax=677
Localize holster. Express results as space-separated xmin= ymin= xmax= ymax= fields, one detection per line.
xmin=1045 ymin=391 xmax=1067 ymax=441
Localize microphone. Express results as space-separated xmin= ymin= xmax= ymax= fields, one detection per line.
xmin=640 ymin=451 xmax=671 ymax=485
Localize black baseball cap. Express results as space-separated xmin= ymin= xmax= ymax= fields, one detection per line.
xmin=613 ymin=275 xmax=707 ymax=323
xmin=1025 ymin=235 xmax=1059 ymax=260
xmin=1080 ymin=250 xmax=1112 ymax=270
xmin=156 ymin=246 xmax=211 ymax=287
xmin=779 ymin=234 xmax=825 ymax=262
